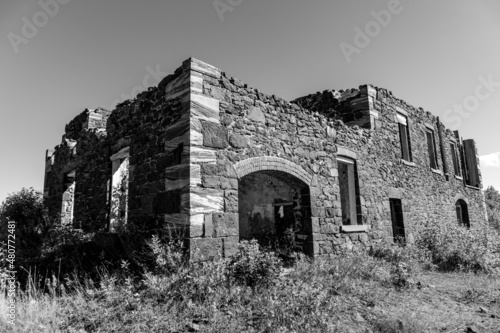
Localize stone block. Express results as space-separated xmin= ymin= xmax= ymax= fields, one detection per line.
xmin=190 ymin=238 xmax=222 ymax=261
xmin=325 ymin=208 xmax=336 ymax=217
xmin=223 ymin=236 xmax=240 ymax=257
xmin=229 ymin=133 xmax=248 ymax=148
xmin=204 ymin=214 xmax=214 ymax=238
xmin=202 ymin=121 xmax=228 ymax=148
xmin=190 ymin=188 xmax=224 ymax=214
xmin=247 ymin=106 xmax=266 ymax=123
xmin=212 ymin=212 xmax=238 ymax=237
xmin=190 ymin=147 xmax=216 ymax=163
xmin=220 ymin=178 xmax=238 ymax=190
xmin=224 ymin=190 xmax=238 ymax=212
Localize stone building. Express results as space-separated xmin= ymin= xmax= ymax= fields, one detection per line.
xmin=43 ymin=57 xmax=487 ymax=260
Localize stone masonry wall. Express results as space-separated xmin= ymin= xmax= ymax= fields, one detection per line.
xmin=44 ymin=57 xmax=487 ymax=260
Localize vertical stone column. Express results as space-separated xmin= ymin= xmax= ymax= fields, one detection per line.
xmin=186 ymin=58 xmax=239 ymax=261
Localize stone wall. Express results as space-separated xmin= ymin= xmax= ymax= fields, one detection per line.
xmin=43 ymin=57 xmax=487 ymax=260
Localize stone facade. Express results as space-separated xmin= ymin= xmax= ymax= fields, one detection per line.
xmin=43 ymin=57 xmax=487 ymax=259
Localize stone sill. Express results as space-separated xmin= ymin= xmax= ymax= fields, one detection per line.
xmin=431 ymin=168 xmax=443 ymax=175
xmin=455 ymin=175 xmax=463 ymax=181
xmin=400 ymin=159 xmax=416 ymax=167
xmin=465 ymin=184 xmax=481 ymax=191
xmin=341 ymin=225 xmax=369 ymax=233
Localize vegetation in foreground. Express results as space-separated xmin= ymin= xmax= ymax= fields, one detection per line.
xmin=0 ymin=187 xmax=499 ymax=332
xmin=0 ymin=224 xmax=499 ymax=332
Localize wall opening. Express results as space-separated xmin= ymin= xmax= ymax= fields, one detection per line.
xmin=338 ymin=157 xmax=361 ymax=225
xmin=238 ymin=170 xmax=312 ymax=255
xmin=450 ymin=142 xmax=462 ymax=177
xmin=455 ymin=199 xmax=470 ymax=228
xmin=425 ymin=129 xmax=438 ymax=170
xmin=389 ymin=198 xmax=405 ymax=243
xmin=396 ymin=113 xmax=412 ymax=162
xmin=110 ymin=147 xmax=130 ymax=232
xmin=61 ymin=170 xmax=76 ymax=226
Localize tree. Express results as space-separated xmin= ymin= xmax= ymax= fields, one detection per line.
xmin=0 ymin=187 xmax=46 ymax=235
xmin=0 ymin=188 xmax=47 ymax=280
xmin=484 ymin=186 xmax=500 ymax=231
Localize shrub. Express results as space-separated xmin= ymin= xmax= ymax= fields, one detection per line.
xmin=145 ymin=234 xmax=185 ymax=275
xmin=226 ymin=239 xmax=282 ymax=290
xmin=415 ymin=220 xmax=500 ymax=272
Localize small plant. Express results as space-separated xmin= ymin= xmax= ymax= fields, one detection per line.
xmin=226 ymin=239 xmax=282 ymax=290
xmin=390 ymin=262 xmax=414 ymax=289
xmin=146 ymin=234 xmax=185 ymax=275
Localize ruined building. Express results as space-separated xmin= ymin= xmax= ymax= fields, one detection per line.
xmin=43 ymin=58 xmax=487 ymax=259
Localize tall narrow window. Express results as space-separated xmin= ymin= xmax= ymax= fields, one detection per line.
xmin=425 ymin=129 xmax=438 ymax=169
xmin=389 ymin=199 xmax=405 ymax=243
xmin=450 ymin=143 xmax=461 ymax=177
xmin=110 ymin=147 xmax=130 ymax=232
xmin=463 ymin=139 xmax=480 ymax=187
xmin=455 ymin=199 xmax=470 ymax=228
xmin=397 ymin=113 xmax=412 ymax=162
xmin=61 ymin=170 xmax=76 ymax=226
xmin=338 ymin=157 xmax=361 ymax=225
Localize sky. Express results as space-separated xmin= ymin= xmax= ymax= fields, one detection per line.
xmin=0 ymin=0 xmax=499 ymax=203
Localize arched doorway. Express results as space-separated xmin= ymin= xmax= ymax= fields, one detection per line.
xmin=237 ymin=171 xmax=312 ymax=256
xmin=455 ymin=199 xmax=470 ymax=228
xmin=234 ymin=157 xmax=314 ymax=256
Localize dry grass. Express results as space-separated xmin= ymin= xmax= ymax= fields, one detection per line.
xmin=1 ymin=229 xmax=500 ymax=333
xmin=1 ymin=254 xmax=499 ymax=333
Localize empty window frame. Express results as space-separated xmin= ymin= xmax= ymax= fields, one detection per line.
xmin=450 ymin=143 xmax=462 ymax=177
xmin=463 ymin=140 xmax=480 ymax=187
xmin=61 ymin=170 xmax=76 ymax=226
xmin=389 ymin=199 xmax=405 ymax=243
xmin=396 ymin=113 xmax=412 ymax=162
xmin=425 ymin=129 xmax=439 ymax=170
xmin=110 ymin=147 xmax=130 ymax=231
xmin=337 ymin=157 xmax=361 ymax=225
xmin=455 ymin=199 xmax=470 ymax=228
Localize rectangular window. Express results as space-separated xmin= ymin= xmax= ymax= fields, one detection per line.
xmin=450 ymin=143 xmax=461 ymax=177
xmin=110 ymin=147 xmax=130 ymax=231
xmin=397 ymin=113 xmax=412 ymax=161
xmin=426 ymin=129 xmax=438 ymax=169
xmin=389 ymin=199 xmax=405 ymax=243
xmin=338 ymin=157 xmax=361 ymax=225
xmin=61 ymin=170 xmax=76 ymax=226
xmin=463 ymin=139 xmax=480 ymax=187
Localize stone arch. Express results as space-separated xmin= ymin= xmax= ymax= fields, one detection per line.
xmin=235 ymin=156 xmax=314 ymax=256
xmin=453 ymin=194 xmax=469 ymax=205
xmin=234 ymin=156 xmax=313 ymax=185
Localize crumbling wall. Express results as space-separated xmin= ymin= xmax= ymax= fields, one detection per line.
xmin=44 ymin=108 xmax=111 ymax=230
xmin=189 ymin=59 xmax=487 ymax=257
xmin=44 ymin=57 xmax=487 ymax=260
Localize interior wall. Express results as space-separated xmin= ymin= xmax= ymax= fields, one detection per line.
xmin=238 ymin=172 xmax=303 ymax=239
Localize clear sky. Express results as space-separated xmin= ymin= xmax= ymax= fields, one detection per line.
xmin=1 ymin=0 xmax=499 ymax=203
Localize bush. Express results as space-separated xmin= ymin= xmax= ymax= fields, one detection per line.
xmin=145 ymin=234 xmax=185 ymax=275
xmin=415 ymin=220 xmax=500 ymax=272
xmin=226 ymin=239 xmax=282 ymax=290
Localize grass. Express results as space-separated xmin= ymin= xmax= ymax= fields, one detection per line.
xmin=1 ymin=223 xmax=500 ymax=333
xmin=2 ymin=253 xmax=499 ymax=332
